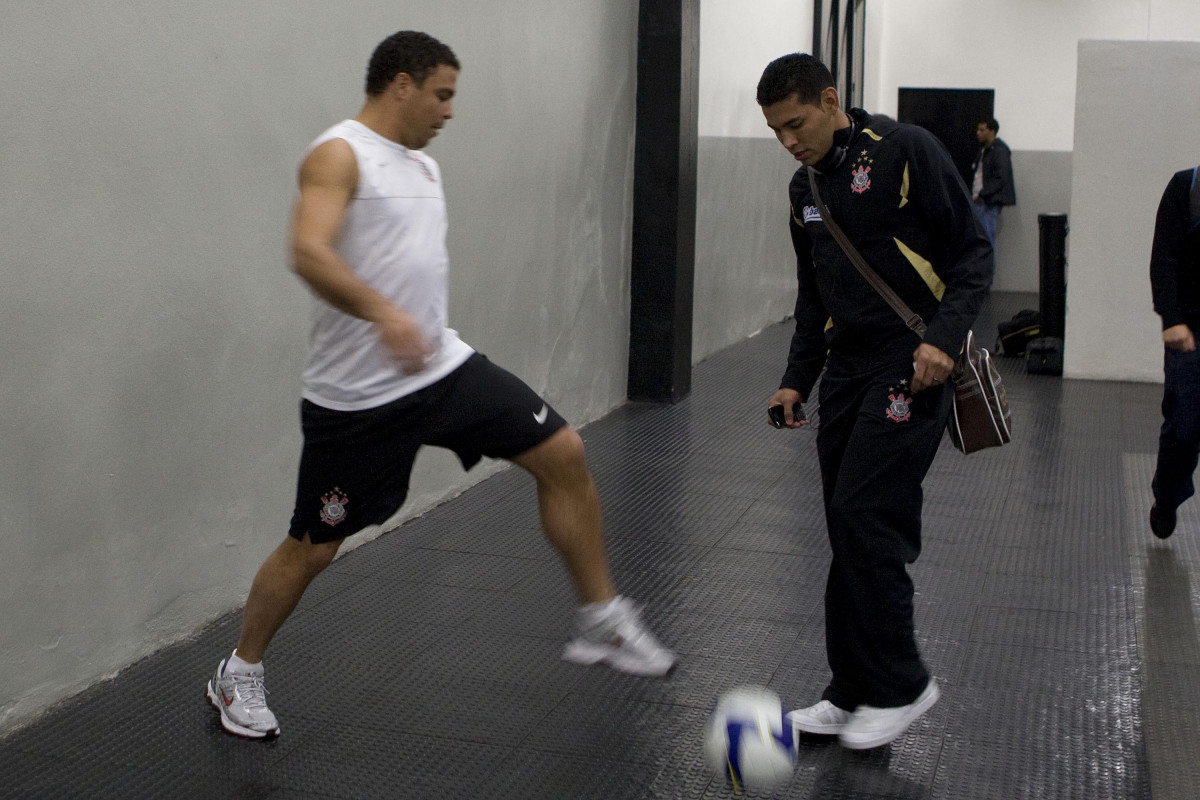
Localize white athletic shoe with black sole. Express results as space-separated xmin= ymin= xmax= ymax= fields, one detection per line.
xmin=838 ymin=678 xmax=940 ymax=750
xmin=206 ymin=657 xmax=280 ymax=739
xmin=562 ymin=596 xmax=677 ymax=677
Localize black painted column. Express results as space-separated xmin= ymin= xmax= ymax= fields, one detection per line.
xmin=628 ymin=0 xmax=699 ymax=403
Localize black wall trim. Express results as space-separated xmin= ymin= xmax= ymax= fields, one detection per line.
xmin=628 ymin=0 xmax=699 ymax=403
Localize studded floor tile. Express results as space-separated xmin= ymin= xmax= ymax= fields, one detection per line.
xmin=3 ymin=292 xmax=1189 ymax=798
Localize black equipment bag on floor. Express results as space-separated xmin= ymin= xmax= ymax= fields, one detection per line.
xmin=996 ymin=309 xmax=1041 ymax=356
xmin=1026 ymin=336 xmax=1063 ymax=376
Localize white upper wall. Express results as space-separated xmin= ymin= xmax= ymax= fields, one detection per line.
xmin=699 ymin=1 xmax=1200 ymax=147
xmin=699 ymin=0 xmax=812 ymax=138
xmin=869 ymin=0 xmax=1200 ymax=152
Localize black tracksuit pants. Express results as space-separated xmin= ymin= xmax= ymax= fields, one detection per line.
xmin=815 ymin=356 xmax=954 ymax=710
xmin=1154 ymin=344 xmax=1200 ymax=511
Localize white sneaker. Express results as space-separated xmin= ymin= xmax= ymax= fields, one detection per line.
xmin=838 ymin=678 xmax=939 ymax=750
xmin=787 ymin=699 xmax=854 ymax=735
xmin=562 ymin=596 xmax=677 ymax=677
xmin=206 ymin=656 xmax=280 ymax=738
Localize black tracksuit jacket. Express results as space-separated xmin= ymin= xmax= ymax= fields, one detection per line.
xmin=1150 ymin=167 xmax=1200 ymax=332
xmin=781 ymin=109 xmax=994 ymax=399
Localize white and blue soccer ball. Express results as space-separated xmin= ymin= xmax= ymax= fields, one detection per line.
xmin=703 ymin=686 xmax=797 ymax=792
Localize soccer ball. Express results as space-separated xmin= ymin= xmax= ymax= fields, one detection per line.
xmin=704 ymin=686 xmax=797 ymax=791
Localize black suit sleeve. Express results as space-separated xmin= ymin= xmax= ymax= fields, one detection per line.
xmin=1150 ymin=171 xmax=1190 ymax=330
xmin=780 ymin=207 xmax=830 ymax=400
xmin=905 ymin=129 xmax=994 ymax=357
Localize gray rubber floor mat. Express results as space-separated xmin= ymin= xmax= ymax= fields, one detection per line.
xmin=4 ymin=292 xmax=1194 ymax=798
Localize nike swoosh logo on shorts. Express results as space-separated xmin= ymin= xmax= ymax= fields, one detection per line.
xmin=533 ymin=404 xmax=549 ymax=424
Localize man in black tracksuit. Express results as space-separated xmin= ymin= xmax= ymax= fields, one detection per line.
xmin=757 ymin=54 xmax=993 ymax=750
xmin=1149 ymin=166 xmax=1200 ymax=539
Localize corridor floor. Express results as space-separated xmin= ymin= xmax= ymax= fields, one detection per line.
xmin=3 ymin=292 xmax=1198 ymax=799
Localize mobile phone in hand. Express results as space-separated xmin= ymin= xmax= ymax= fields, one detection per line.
xmin=768 ymin=402 xmax=806 ymax=428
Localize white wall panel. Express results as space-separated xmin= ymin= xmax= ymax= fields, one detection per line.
xmin=1065 ymin=40 xmax=1200 ymax=381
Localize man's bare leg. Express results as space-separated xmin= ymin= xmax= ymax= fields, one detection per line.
xmin=512 ymin=426 xmax=616 ymax=604
xmin=517 ymin=427 xmax=676 ymax=675
xmin=208 ymin=535 xmax=341 ymax=737
xmin=234 ymin=534 xmax=342 ymax=663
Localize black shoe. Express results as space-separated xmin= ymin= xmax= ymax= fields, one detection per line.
xmin=1150 ymin=504 xmax=1177 ymax=539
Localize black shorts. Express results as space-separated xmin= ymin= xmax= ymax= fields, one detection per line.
xmin=288 ymin=353 xmax=568 ymax=543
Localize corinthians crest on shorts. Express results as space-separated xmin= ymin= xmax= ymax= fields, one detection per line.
xmin=319 ymin=488 xmax=349 ymax=526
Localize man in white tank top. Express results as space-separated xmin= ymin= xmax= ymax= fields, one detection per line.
xmin=205 ymin=31 xmax=675 ymax=740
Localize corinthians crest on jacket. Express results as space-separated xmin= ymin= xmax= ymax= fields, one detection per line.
xmin=850 ymin=148 xmax=874 ymax=195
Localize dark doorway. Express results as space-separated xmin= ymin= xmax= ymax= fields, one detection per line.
xmin=897 ymin=88 xmax=994 ymax=187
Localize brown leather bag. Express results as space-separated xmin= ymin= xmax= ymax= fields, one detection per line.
xmin=806 ymin=168 xmax=1012 ymax=454
xmin=945 ymin=330 xmax=1012 ymax=452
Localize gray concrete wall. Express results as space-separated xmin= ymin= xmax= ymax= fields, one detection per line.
xmin=992 ymin=151 xmax=1074 ymax=294
xmin=0 ymin=1 xmax=636 ymax=733
xmin=693 ymin=0 xmax=810 ymax=370
xmin=691 ymin=141 xmax=1071 ymax=352
xmin=693 ymin=137 xmax=799 ymax=363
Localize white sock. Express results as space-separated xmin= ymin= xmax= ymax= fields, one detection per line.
xmin=226 ymin=649 xmax=264 ymax=677
xmin=578 ymin=596 xmax=623 ymax=626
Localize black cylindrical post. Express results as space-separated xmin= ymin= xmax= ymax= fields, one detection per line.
xmin=1038 ymin=213 xmax=1068 ymax=340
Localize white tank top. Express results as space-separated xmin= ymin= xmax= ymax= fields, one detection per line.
xmin=300 ymin=120 xmax=474 ymax=411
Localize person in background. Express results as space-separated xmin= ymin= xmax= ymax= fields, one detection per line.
xmin=970 ymin=118 xmax=1016 ymax=252
xmin=1149 ymin=165 xmax=1200 ymax=539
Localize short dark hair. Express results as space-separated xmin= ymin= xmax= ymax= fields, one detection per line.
xmin=979 ymin=118 xmax=999 ymax=133
xmin=365 ymin=31 xmax=460 ymax=96
xmin=756 ymin=53 xmax=835 ymax=107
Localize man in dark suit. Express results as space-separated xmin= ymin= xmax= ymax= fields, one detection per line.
xmin=1149 ymin=166 xmax=1200 ymax=539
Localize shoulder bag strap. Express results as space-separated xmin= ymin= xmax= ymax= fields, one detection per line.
xmin=806 ymin=166 xmax=927 ymax=338
xmin=1190 ymin=165 xmax=1200 ymax=231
